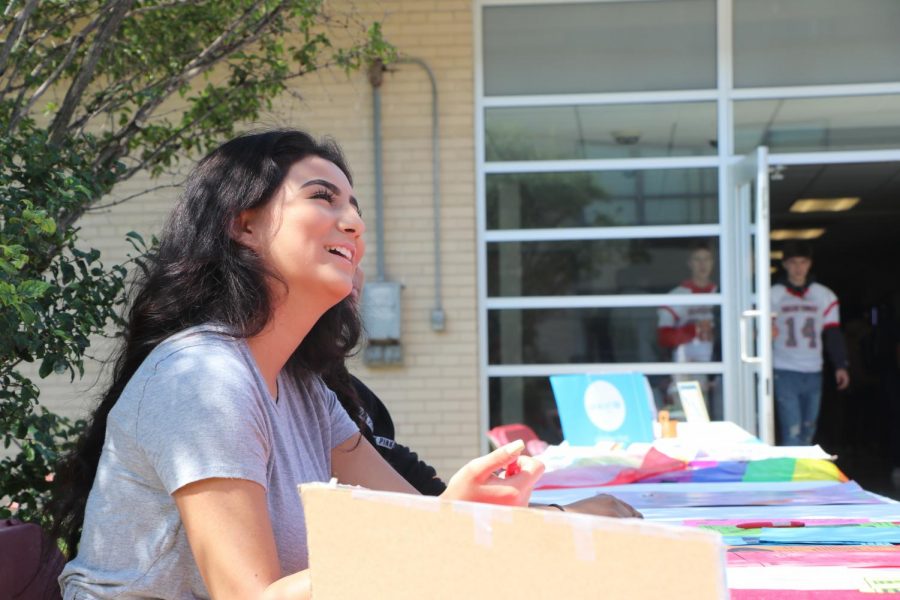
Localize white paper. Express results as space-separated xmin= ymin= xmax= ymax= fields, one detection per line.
xmin=677 ymin=380 xmax=710 ymax=423
xmin=727 ymin=566 xmax=900 ymax=590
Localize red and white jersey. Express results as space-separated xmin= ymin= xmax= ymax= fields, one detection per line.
xmin=657 ymin=280 xmax=717 ymax=363
xmin=771 ymin=282 xmax=840 ymax=373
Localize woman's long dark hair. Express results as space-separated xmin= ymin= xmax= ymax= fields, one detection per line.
xmin=47 ymin=129 xmax=363 ymax=556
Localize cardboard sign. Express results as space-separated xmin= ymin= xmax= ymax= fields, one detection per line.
xmin=550 ymin=373 xmax=656 ymax=445
xmin=677 ymin=380 xmax=711 ymax=423
xmin=300 ymin=483 xmax=727 ymax=599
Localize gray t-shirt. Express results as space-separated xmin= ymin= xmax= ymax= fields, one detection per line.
xmin=60 ymin=325 xmax=359 ymax=599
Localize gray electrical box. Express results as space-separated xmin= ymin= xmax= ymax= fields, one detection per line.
xmin=361 ymin=280 xmax=403 ymax=366
xmin=361 ymin=281 xmax=402 ymax=341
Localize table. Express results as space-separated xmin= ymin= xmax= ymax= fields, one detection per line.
xmin=533 ymin=468 xmax=900 ymax=597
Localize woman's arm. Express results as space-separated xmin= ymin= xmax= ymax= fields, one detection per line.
xmin=331 ymin=433 xmax=420 ymax=494
xmin=173 ymin=478 xmax=311 ymax=600
xmin=345 ymin=376 xmax=447 ymax=494
xmin=379 ymin=440 xmax=447 ymax=495
xmin=334 ymin=435 xmax=544 ymax=507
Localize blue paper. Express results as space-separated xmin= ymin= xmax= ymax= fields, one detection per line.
xmin=607 ymin=481 xmax=883 ymax=509
xmin=759 ymin=524 xmax=900 ymax=545
xmin=550 ymin=373 xmax=656 ymax=445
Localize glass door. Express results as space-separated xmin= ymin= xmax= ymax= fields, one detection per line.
xmin=731 ymin=146 xmax=774 ymax=443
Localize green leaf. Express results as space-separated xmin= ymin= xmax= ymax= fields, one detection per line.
xmin=16 ymin=303 xmax=37 ymax=325
xmin=38 ymin=356 xmax=55 ymax=379
xmin=18 ymin=280 xmax=51 ymax=299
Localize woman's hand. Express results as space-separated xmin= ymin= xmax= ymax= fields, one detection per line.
xmin=440 ymin=440 xmax=545 ymax=506
xmin=561 ymin=493 xmax=643 ymax=519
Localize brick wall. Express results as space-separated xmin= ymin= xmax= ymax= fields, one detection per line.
xmin=35 ymin=0 xmax=480 ymax=480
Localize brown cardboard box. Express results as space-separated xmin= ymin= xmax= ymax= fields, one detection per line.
xmin=300 ymin=483 xmax=727 ymax=599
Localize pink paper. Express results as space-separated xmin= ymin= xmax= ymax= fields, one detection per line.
xmin=684 ymin=518 xmax=871 ymax=527
xmin=731 ymin=591 xmax=875 ymax=600
xmin=728 ymin=545 xmax=900 ymax=568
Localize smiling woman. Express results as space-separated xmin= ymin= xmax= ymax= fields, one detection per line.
xmin=46 ymin=129 xmax=544 ymax=600
xmin=235 ymin=161 xmax=366 ymax=325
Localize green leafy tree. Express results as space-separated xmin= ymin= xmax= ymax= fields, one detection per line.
xmin=0 ymin=0 xmax=395 ymax=525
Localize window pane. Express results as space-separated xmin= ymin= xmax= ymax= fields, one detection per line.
xmin=483 ymin=0 xmax=716 ymax=95
xmin=489 ymin=373 xmax=724 ymax=443
xmin=734 ymin=95 xmax=900 ymax=154
xmin=489 ymin=377 xmax=566 ymax=445
xmin=488 ymin=306 xmax=721 ymax=365
xmin=488 ymin=237 xmax=720 ymax=296
xmin=487 ymin=169 xmax=718 ymax=230
xmin=649 ymin=373 xmax=724 ymax=422
xmin=485 ymin=103 xmax=717 ymax=161
xmin=734 ymin=0 xmax=900 ymax=88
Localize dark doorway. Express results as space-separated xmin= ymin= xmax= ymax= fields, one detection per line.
xmin=770 ymin=161 xmax=900 ymax=500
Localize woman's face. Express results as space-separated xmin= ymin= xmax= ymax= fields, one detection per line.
xmin=237 ymin=155 xmax=365 ymax=305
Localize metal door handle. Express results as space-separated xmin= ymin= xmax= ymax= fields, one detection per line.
xmin=740 ymin=309 xmax=762 ymax=364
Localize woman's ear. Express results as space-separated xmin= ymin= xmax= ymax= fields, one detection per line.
xmin=231 ymin=209 xmax=260 ymax=250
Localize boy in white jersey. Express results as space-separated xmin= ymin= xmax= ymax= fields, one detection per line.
xmin=771 ymin=241 xmax=850 ymax=446
xmin=657 ymin=242 xmax=721 ymax=418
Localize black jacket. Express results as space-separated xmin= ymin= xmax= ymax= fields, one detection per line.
xmin=350 ymin=376 xmax=447 ymax=496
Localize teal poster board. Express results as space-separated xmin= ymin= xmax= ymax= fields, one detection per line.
xmin=550 ymin=373 xmax=656 ymax=446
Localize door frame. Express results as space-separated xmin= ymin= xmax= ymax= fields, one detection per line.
xmin=723 ymin=146 xmax=774 ymax=442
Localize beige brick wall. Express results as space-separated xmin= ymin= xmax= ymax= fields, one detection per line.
xmin=36 ymin=0 xmax=480 ymax=481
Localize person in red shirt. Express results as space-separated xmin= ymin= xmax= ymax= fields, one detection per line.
xmin=657 ymin=241 xmax=720 ymax=418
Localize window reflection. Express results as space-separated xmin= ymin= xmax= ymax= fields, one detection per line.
xmin=487 ymin=169 xmax=718 ymax=229
xmin=488 ymin=306 xmax=721 ymax=365
xmin=734 ymin=95 xmax=900 ymax=154
xmin=490 ymin=377 xmax=565 ymax=445
xmin=734 ymin=0 xmax=900 ymax=88
xmin=648 ymin=373 xmax=724 ymax=422
xmin=488 ymin=237 xmax=719 ymax=297
xmin=485 ymin=103 xmax=717 ymax=161
xmin=483 ymin=0 xmax=716 ymax=96
xmin=489 ymin=373 xmax=723 ymax=445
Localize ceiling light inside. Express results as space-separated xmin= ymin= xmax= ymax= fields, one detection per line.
xmin=770 ymin=228 xmax=826 ymax=240
xmin=611 ymin=130 xmax=642 ymax=145
xmin=770 ymin=250 xmax=784 ymax=260
xmin=790 ymin=197 xmax=860 ymax=213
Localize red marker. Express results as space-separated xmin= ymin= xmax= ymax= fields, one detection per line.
xmin=504 ymin=459 xmax=521 ymax=478
xmin=736 ymin=520 xmax=805 ymax=529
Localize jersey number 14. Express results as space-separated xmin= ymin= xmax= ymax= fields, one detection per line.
xmin=785 ymin=316 xmax=817 ymax=348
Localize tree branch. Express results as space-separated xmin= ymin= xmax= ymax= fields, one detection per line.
xmin=2 ymin=2 xmax=98 ymax=94
xmin=106 ymin=0 xmax=274 ymax=143
xmin=111 ymin=59 xmax=322 ymax=183
xmin=1 ymin=18 xmax=48 ymax=95
xmin=115 ymin=104 xmax=230 ymax=183
xmin=72 ymin=55 xmax=205 ymax=137
xmin=0 ymin=0 xmax=40 ymax=78
xmin=48 ymin=0 xmax=135 ymax=147
xmin=90 ymin=52 xmax=330 ymax=194
xmin=93 ymin=1 xmax=283 ymax=168
xmin=87 ymin=182 xmax=183 ymax=211
xmin=69 ymin=14 xmax=278 ymax=135
xmin=5 ymin=76 xmax=30 ymax=134
xmin=126 ymin=0 xmax=208 ymax=17
xmin=7 ymin=16 xmax=103 ymax=132
xmin=69 ymin=69 xmax=152 ymax=134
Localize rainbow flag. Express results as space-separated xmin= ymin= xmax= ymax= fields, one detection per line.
xmin=535 ymin=448 xmax=846 ymax=490
xmin=643 ymin=456 xmax=848 ymax=484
